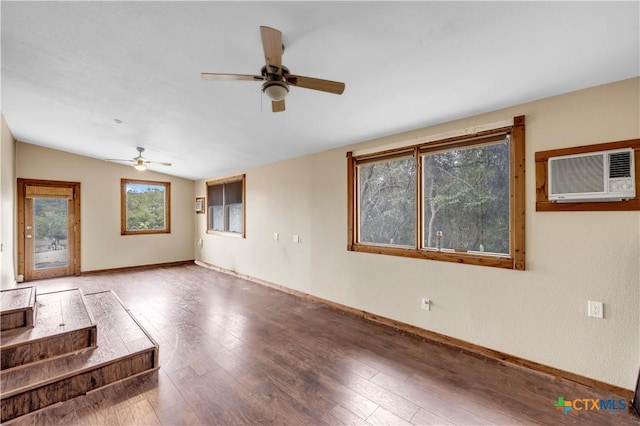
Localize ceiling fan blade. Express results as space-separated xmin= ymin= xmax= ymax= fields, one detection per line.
xmin=286 ymin=75 xmax=345 ymax=95
xmin=201 ymin=73 xmax=264 ymax=81
xmin=260 ymin=26 xmax=283 ymax=74
xmin=272 ymin=100 xmax=285 ymax=113
xmin=105 ymin=159 xmax=135 ymax=163
xmin=146 ymin=161 xmax=172 ymax=167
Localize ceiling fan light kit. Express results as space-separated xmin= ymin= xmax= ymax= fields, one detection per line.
xmin=201 ymin=26 xmax=345 ymax=112
xmin=262 ymin=80 xmax=289 ymax=101
xmin=134 ymin=159 xmax=147 ymax=171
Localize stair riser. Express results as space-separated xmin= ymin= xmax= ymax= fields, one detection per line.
xmin=0 ymin=348 xmax=157 ymax=422
xmin=0 ymin=287 xmax=36 ymax=332
xmin=1 ymin=308 xmax=35 ymax=331
xmin=1 ymin=327 xmax=97 ymax=370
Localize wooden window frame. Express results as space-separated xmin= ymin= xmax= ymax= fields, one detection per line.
xmin=206 ymin=174 xmax=246 ymax=238
xmin=120 ymin=179 xmax=171 ymax=235
xmin=347 ymin=115 xmax=526 ymax=270
xmin=535 ymin=138 xmax=640 ymax=211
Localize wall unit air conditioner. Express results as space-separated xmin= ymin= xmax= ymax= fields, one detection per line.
xmin=548 ymin=148 xmax=636 ymax=202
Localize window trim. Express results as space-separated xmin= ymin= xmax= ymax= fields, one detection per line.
xmin=120 ymin=179 xmax=171 ymax=235
xmin=347 ymin=115 xmax=525 ymax=270
xmin=205 ymin=174 xmax=246 ymax=238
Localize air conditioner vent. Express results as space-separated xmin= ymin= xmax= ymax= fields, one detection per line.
xmin=550 ymin=154 xmax=603 ymax=194
xmin=609 ymin=152 xmax=632 ymax=178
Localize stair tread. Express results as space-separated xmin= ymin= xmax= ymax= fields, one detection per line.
xmin=0 ymin=287 xmax=35 ymax=314
xmin=1 ymin=289 xmax=94 ymax=348
xmin=0 ymin=290 xmax=157 ymax=397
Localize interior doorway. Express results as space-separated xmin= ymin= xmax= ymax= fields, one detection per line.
xmin=17 ymin=179 xmax=81 ymax=281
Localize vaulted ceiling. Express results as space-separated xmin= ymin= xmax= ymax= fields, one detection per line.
xmin=2 ymin=1 xmax=639 ymax=180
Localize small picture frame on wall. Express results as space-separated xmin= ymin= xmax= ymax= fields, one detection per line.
xmin=195 ymin=197 xmax=205 ymax=214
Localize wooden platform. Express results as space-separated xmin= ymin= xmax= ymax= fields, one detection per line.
xmin=1 ymin=289 xmax=97 ymax=370
xmin=0 ymin=290 xmax=159 ymax=422
xmin=0 ymin=287 xmax=36 ymax=331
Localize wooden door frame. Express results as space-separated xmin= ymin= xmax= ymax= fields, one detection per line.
xmin=17 ymin=179 xmax=81 ymax=279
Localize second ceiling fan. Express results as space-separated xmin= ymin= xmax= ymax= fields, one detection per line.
xmin=201 ymin=26 xmax=345 ymax=113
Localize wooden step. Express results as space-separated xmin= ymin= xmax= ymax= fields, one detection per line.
xmin=1 ymin=287 xmax=36 ymax=331
xmin=1 ymin=288 xmax=97 ymax=371
xmin=0 ymin=290 xmax=159 ymax=422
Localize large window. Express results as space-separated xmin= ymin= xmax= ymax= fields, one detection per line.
xmin=348 ymin=116 xmax=525 ymax=270
xmin=121 ymin=179 xmax=171 ymax=235
xmin=206 ymin=175 xmax=245 ymax=237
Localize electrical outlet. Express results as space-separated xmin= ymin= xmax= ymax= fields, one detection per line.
xmin=421 ymin=298 xmax=430 ymax=311
xmin=588 ymin=301 xmax=603 ymax=319
xmin=293 ymin=234 xmax=300 ymax=243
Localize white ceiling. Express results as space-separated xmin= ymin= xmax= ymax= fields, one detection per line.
xmin=2 ymin=1 xmax=639 ymax=180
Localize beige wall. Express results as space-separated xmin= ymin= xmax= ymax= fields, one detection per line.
xmin=1 ymin=114 xmax=17 ymax=289
xmin=16 ymin=144 xmax=195 ymax=271
xmin=196 ymin=77 xmax=640 ymax=390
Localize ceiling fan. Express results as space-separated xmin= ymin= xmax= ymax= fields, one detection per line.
xmin=201 ymin=26 xmax=345 ymax=112
xmin=105 ymin=147 xmax=172 ymax=171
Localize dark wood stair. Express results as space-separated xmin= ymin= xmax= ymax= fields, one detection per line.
xmin=1 ymin=289 xmax=97 ymax=370
xmin=0 ymin=287 xmax=36 ymax=331
xmin=0 ymin=289 xmax=159 ymax=422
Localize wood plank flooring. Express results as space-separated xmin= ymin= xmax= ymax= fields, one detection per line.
xmin=6 ymin=264 xmax=640 ymax=425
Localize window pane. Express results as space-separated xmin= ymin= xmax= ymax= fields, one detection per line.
xmin=358 ymin=156 xmax=416 ymax=246
xmin=33 ymin=198 xmax=68 ymax=270
xmin=125 ymin=182 xmax=167 ymax=231
xmin=225 ymin=181 xmax=243 ymax=205
xmin=208 ymin=184 xmax=224 ymax=206
xmin=228 ymin=204 xmax=243 ymax=233
xmin=422 ymin=140 xmax=509 ymax=254
xmin=210 ymin=206 xmax=224 ymax=231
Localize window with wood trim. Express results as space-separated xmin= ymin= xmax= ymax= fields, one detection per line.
xmin=347 ymin=116 xmax=526 ymax=270
xmin=206 ymin=175 xmax=245 ymax=237
xmin=121 ymin=179 xmax=171 ymax=235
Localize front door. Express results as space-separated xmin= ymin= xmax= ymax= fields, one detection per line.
xmin=18 ymin=179 xmax=81 ymax=281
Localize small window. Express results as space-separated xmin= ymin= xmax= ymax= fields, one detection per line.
xmin=121 ymin=179 xmax=171 ymax=235
xmin=206 ymin=175 xmax=245 ymax=237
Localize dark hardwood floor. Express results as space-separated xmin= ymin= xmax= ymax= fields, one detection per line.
xmin=6 ymin=264 xmax=640 ymax=425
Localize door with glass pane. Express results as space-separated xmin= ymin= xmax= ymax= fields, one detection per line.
xmin=18 ymin=179 xmax=80 ymax=281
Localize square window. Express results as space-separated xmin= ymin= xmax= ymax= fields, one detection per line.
xmin=121 ymin=179 xmax=170 ymax=235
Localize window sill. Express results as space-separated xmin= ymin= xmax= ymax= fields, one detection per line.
xmin=206 ymin=230 xmax=244 ymax=238
xmin=348 ymin=243 xmax=521 ymax=270
xmin=121 ymin=229 xmax=170 ymax=236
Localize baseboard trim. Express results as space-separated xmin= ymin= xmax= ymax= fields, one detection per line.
xmin=81 ymin=260 xmax=195 ymax=275
xmin=195 ymin=259 xmax=634 ymax=400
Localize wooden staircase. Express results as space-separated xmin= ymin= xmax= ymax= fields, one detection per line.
xmin=0 ymin=287 xmax=159 ymax=422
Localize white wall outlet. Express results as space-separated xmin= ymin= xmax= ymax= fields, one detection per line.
xmin=588 ymin=301 xmax=603 ymax=319
xmin=273 ymin=232 xmax=279 ymax=241
xmin=421 ymin=298 xmax=430 ymax=311
xmin=293 ymin=234 xmax=300 ymax=243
